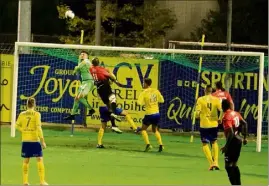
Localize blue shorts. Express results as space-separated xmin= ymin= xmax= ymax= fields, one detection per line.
xmin=21 ymin=142 xmax=43 ymax=158
xmin=99 ymin=106 xmax=123 ymax=122
xmin=200 ymin=127 xmax=218 ymax=143
xmin=142 ymin=113 xmax=160 ymax=126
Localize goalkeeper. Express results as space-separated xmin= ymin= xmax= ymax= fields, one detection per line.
xmin=64 ymin=51 xmax=95 ymax=121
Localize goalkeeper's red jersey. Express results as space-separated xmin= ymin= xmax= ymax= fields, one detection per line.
xmin=212 ymin=89 xmax=233 ymax=103
xmin=89 ymin=66 xmax=110 ymax=82
xmin=222 ymin=109 xmax=243 ymax=137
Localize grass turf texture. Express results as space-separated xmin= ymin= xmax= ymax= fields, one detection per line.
xmin=1 ymin=126 xmax=268 ymax=185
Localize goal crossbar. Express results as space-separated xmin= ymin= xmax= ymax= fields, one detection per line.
xmin=15 ymin=41 xmax=264 ymax=57
xmin=12 ymin=42 xmax=265 ymax=153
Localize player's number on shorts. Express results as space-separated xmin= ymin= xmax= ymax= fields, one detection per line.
xmin=26 ymin=117 xmax=31 ymax=128
xmin=233 ymin=116 xmax=240 ymax=127
xmin=207 ymin=103 xmax=212 ymax=111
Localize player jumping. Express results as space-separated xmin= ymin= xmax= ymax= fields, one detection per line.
xmin=64 ymin=51 xmax=95 ymax=121
xmin=89 ymin=57 xmax=121 ymax=121
xmin=212 ymin=81 xmax=234 ymax=110
xmin=137 ymin=78 xmax=164 ymax=152
xmin=221 ymin=99 xmax=248 ymax=185
xmin=195 ymin=85 xmax=222 ymax=170
xmin=97 ymin=104 xmax=141 ymax=148
xmin=15 ymin=97 xmax=48 ymax=186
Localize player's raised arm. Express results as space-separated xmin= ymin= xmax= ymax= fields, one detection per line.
xmin=108 ymin=71 xmax=117 ymax=81
xmin=105 ymin=67 xmax=119 ymax=84
xmin=79 ymin=58 xmax=91 ymax=68
xmin=74 ymin=54 xmax=91 ymax=74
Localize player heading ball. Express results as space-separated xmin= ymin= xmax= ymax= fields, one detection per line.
xmin=89 ymin=57 xmax=121 ymax=122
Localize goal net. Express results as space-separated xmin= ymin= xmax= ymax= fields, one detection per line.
xmin=12 ymin=42 xmax=267 ymax=152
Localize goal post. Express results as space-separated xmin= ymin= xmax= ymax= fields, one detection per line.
xmin=11 ymin=43 xmax=19 ymax=138
xmin=12 ymin=42 xmax=266 ymax=152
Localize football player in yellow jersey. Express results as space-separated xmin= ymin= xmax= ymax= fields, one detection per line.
xmin=195 ymin=85 xmax=222 ymax=171
xmin=96 ymin=83 xmax=141 ymax=146
xmin=138 ymin=78 xmax=164 ymax=152
xmin=98 ymin=101 xmax=123 ymax=134
xmin=97 ymin=102 xmax=141 ymax=148
xmin=15 ymin=97 xmax=48 ymax=186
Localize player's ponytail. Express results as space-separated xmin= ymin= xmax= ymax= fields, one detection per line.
xmin=27 ymin=97 xmax=36 ymax=109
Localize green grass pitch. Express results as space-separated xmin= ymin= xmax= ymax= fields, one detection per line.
xmin=1 ymin=126 xmax=268 ymax=185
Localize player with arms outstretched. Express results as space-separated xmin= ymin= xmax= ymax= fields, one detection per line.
xmin=64 ymin=51 xmax=95 ymax=121
xmin=138 ymin=78 xmax=164 ymax=152
xmin=97 ymin=104 xmax=141 ymax=148
xmin=89 ymin=57 xmax=121 ymax=121
xmin=16 ymin=97 xmax=48 ymax=186
xmin=212 ymin=81 xmax=234 ymax=110
xmin=195 ymin=85 xmax=222 ymax=170
xmin=221 ymin=99 xmax=248 ymax=185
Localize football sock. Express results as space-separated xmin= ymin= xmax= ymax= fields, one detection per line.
xmin=126 ymin=114 xmax=137 ymax=130
xmin=98 ymin=128 xmax=104 ymax=145
xmin=211 ymin=142 xmax=214 ymax=160
xmin=202 ymin=144 xmax=213 ymax=166
xmin=234 ymin=166 xmax=241 ymax=185
xmin=141 ymin=130 xmax=150 ymax=144
xmin=111 ymin=102 xmax=117 ymax=113
xmin=155 ymin=131 xmax=163 ymax=145
xmin=225 ymin=166 xmax=236 ymax=185
xmin=110 ymin=118 xmax=117 ymax=127
xmin=212 ymin=142 xmax=219 ymax=166
xmin=22 ymin=162 xmax=29 ymax=184
xmin=79 ymin=98 xmax=93 ymax=110
xmin=37 ymin=161 xmax=45 ymax=184
xmin=71 ymin=101 xmax=79 ymax=115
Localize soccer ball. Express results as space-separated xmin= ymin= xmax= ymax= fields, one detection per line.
xmin=65 ymin=10 xmax=75 ymax=19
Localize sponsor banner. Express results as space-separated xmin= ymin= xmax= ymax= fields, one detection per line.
xmin=17 ymin=55 xmax=159 ymax=127
xmin=159 ymin=60 xmax=268 ymax=133
xmin=17 ymin=54 xmax=85 ymax=124
xmin=0 ymin=54 xmax=13 ymax=123
xmin=12 ymin=53 xmax=269 ymax=134
xmin=86 ymin=57 xmax=159 ymax=128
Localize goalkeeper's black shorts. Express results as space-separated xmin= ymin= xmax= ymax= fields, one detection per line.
xmin=96 ymin=81 xmax=113 ymax=104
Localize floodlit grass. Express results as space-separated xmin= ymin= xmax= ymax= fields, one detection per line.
xmin=1 ymin=126 xmax=267 ymax=185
